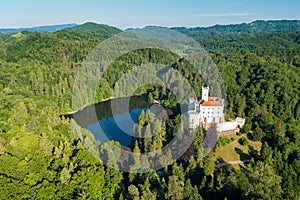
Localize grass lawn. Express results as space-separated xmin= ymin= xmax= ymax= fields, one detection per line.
xmin=215 ymin=134 xmax=262 ymax=169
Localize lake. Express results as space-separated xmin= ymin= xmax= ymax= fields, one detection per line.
xmin=63 ymin=96 xmax=173 ymax=146
xmin=86 ymin=107 xmax=147 ymax=146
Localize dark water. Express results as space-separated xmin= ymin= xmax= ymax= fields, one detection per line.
xmin=63 ymin=96 xmax=173 ymax=146
xmin=86 ymin=108 xmax=147 ymax=146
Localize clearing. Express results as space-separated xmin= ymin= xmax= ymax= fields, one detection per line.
xmin=215 ymin=134 xmax=262 ymax=169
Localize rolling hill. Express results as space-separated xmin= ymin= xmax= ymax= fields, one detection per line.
xmin=0 ymin=23 xmax=77 ymax=34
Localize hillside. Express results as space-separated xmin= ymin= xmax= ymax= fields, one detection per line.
xmin=54 ymin=22 xmax=122 ymax=42
xmin=173 ymin=20 xmax=300 ymax=35
xmin=1 ymin=22 xmax=123 ymax=64
xmin=0 ymin=23 xmax=77 ymax=34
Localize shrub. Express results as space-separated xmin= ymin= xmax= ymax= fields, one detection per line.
xmin=251 ymin=127 xmax=265 ymax=141
xmin=239 ymin=137 xmax=249 ymax=146
xmin=217 ymin=137 xmax=232 ymax=148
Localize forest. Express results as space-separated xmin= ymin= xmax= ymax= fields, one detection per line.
xmin=0 ymin=20 xmax=299 ymax=199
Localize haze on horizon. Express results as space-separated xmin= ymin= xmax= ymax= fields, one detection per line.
xmin=1 ymin=0 xmax=300 ymax=29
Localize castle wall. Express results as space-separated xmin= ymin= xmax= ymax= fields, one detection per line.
xmin=188 ymin=112 xmax=201 ymax=129
xmin=217 ymin=121 xmax=238 ymax=132
xmin=199 ymin=105 xmax=223 ymax=124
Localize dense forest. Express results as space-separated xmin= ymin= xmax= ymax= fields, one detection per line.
xmin=0 ymin=20 xmax=299 ymax=199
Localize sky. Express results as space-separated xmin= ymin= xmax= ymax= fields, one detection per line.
xmin=1 ymin=0 xmax=300 ymax=29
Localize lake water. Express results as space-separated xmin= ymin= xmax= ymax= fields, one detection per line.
xmin=86 ymin=108 xmax=147 ymax=146
xmin=63 ymin=96 xmax=173 ymax=146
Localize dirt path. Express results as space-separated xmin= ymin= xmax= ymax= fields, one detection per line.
xmin=215 ymin=159 xmax=250 ymax=168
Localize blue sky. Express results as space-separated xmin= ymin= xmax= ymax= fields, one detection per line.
xmin=1 ymin=0 xmax=300 ymax=29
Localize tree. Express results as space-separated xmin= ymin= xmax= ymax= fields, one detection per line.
xmin=166 ymin=175 xmax=183 ymax=200
xmin=191 ymin=187 xmax=202 ymax=200
xmin=183 ymin=179 xmax=193 ymax=199
xmin=128 ymin=184 xmax=140 ymax=200
xmin=0 ymin=137 xmax=6 ymax=155
xmin=251 ymin=127 xmax=264 ymax=141
xmin=193 ymin=127 xmax=204 ymax=159
xmin=102 ymin=167 xmax=123 ymax=199
xmin=202 ymin=153 xmax=216 ymax=176
xmin=230 ymin=161 xmax=283 ymax=199
xmin=274 ymin=119 xmax=286 ymax=137
xmin=235 ymin=94 xmax=246 ymax=117
xmin=140 ymin=178 xmax=156 ymax=200
xmin=143 ymin=124 xmax=152 ymax=152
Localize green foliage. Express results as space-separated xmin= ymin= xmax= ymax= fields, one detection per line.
xmin=0 ymin=97 xmax=106 ymax=199
xmin=251 ymin=127 xmax=264 ymax=141
xmin=202 ymin=153 xmax=217 ymax=176
xmin=239 ymin=137 xmax=249 ymax=146
xmin=133 ymin=109 xmax=166 ymax=154
xmin=166 ymin=175 xmax=183 ymax=200
xmin=229 ymin=161 xmax=283 ymax=199
xmin=216 ymin=137 xmax=232 ymax=148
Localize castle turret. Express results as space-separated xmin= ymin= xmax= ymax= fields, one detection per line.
xmin=201 ymin=86 xmax=209 ymax=101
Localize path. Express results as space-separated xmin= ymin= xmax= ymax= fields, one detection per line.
xmin=215 ymin=159 xmax=250 ymax=168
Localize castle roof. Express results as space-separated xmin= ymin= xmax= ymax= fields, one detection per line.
xmin=194 ymin=96 xmax=223 ymax=106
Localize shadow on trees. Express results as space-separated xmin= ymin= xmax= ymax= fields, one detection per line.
xmin=234 ymin=147 xmax=249 ymax=160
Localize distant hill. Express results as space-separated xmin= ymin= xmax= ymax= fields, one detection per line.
xmin=68 ymin=22 xmax=121 ymax=33
xmin=0 ymin=23 xmax=77 ymax=34
xmin=54 ymin=22 xmax=122 ymax=42
xmin=2 ymin=22 xmax=123 ymax=64
xmin=172 ymin=20 xmax=300 ymax=35
xmin=3 ymin=20 xmax=300 ymax=36
xmin=2 ymin=20 xmax=300 ymax=64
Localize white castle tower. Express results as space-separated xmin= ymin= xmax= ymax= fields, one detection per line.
xmin=201 ymin=86 xmax=209 ymax=101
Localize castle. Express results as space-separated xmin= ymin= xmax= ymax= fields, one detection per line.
xmin=188 ymin=86 xmax=245 ymax=132
xmin=188 ymin=86 xmax=224 ymax=129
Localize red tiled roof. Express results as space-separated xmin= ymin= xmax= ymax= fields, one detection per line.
xmin=202 ymin=101 xmax=222 ymax=106
xmin=195 ymin=96 xmax=223 ymax=106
